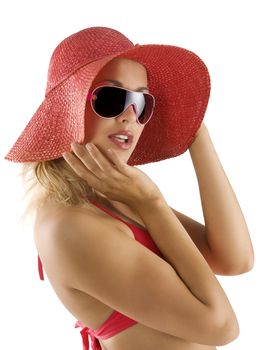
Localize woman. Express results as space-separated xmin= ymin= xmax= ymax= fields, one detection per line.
xmin=5 ymin=27 xmax=254 ymax=350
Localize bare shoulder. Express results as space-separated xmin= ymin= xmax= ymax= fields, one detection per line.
xmin=34 ymin=200 xmax=99 ymax=250
xmin=35 ymin=199 xmax=100 ymax=230
xmin=34 ymin=199 xmax=127 ymax=284
xmin=48 ymin=204 xmax=111 ymax=236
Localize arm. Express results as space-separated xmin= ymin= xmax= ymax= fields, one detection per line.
xmin=130 ymin=197 xmax=239 ymax=342
xmin=169 ymin=206 xmax=225 ymax=275
xmin=188 ymin=124 xmax=254 ymax=274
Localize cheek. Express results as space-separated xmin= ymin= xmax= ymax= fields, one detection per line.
xmin=137 ymin=126 xmax=145 ymax=139
xmin=131 ymin=127 xmax=144 ymax=149
xmin=84 ymin=107 xmax=111 ymax=143
xmin=84 ymin=103 xmax=98 ymax=141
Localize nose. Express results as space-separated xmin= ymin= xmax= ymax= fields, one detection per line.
xmin=117 ymin=104 xmax=137 ymax=124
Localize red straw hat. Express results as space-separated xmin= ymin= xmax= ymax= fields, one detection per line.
xmin=4 ymin=26 xmax=210 ymax=166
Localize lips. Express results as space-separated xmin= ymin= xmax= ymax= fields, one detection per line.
xmin=108 ymin=130 xmax=134 ymax=149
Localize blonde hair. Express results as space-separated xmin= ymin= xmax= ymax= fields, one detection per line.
xmin=19 ymin=156 xmax=98 ymax=226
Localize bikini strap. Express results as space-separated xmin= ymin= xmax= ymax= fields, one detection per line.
xmin=38 ymin=255 xmax=44 ymax=280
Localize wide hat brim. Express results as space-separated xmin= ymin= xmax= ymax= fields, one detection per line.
xmin=4 ymin=44 xmax=210 ymax=166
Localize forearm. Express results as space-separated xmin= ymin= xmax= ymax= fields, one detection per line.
xmin=189 ymin=127 xmax=254 ymax=272
xmin=131 ymin=197 xmax=237 ymax=319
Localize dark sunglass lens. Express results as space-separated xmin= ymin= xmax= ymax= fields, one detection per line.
xmin=138 ymin=95 xmax=154 ymax=124
xmin=93 ymin=87 xmax=126 ymax=117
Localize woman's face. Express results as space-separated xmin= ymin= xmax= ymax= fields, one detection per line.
xmin=84 ymin=58 xmax=149 ymax=163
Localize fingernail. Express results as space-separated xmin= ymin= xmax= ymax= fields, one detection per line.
xmin=62 ymin=152 xmax=70 ymax=159
xmin=85 ymin=143 xmax=93 ymax=151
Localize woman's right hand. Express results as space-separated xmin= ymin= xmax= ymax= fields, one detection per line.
xmin=62 ymin=142 xmax=164 ymax=208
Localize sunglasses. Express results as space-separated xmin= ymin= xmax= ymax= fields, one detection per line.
xmin=87 ymin=85 xmax=155 ymax=125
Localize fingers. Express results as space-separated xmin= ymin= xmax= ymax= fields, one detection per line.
xmin=62 ymin=142 xmax=128 ymax=187
xmin=83 ymin=143 xmax=128 ymax=177
xmin=85 ymin=143 xmax=116 ymax=172
xmin=62 ymin=147 xmax=102 ymax=191
xmin=63 ymin=143 xmax=99 ymax=178
xmin=85 ymin=143 xmax=125 ymax=171
xmin=106 ymin=148 xmax=129 ymax=174
xmin=62 ymin=142 xmax=137 ymax=203
xmin=69 ymin=142 xmax=129 ymax=176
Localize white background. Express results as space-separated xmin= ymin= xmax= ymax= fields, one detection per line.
xmin=0 ymin=0 xmax=261 ymax=349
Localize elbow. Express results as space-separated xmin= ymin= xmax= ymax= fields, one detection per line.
xmin=238 ymin=250 xmax=255 ymax=274
xmin=240 ymin=250 xmax=255 ymax=273
xmin=216 ymin=316 xmax=240 ymax=346
xmin=243 ymin=259 xmax=254 ymax=273
xmin=212 ymin=312 xmax=240 ymax=346
xmin=223 ymin=258 xmax=254 ymax=276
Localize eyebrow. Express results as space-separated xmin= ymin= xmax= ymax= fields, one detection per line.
xmin=98 ymin=79 xmax=149 ymax=92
